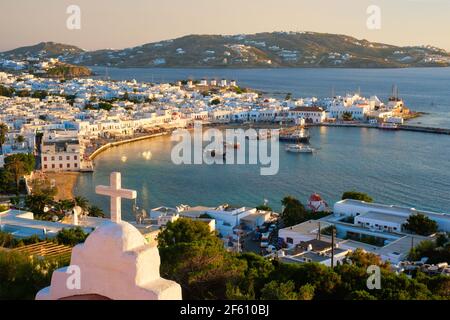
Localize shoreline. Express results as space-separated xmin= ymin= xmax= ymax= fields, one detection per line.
xmin=86 ymin=120 xmax=450 ymax=164
xmin=88 ymin=132 xmax=169 ymax=161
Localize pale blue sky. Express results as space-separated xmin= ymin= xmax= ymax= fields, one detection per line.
xmin=1 ymin=0 xmax=449 ymax=51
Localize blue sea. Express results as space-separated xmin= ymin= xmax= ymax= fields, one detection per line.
xmin=75 ymin=67 xmax=450 ymax=219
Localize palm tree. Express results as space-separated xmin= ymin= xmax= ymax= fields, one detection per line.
xmin=88 ymin=205 xmax=105 ymax=218
xmin=55 ymin=199 xmax=75 ymax=214
xmin=74 ymin=196 xmax=89 ymax=211
xmin=4 ymin=156 xmax=26 ymax=190
xmin=0 ymin=123 xmax=8 ymax=154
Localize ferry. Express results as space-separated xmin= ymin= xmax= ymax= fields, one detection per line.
xmin=285 ymin=144 xmax=315 ymax=153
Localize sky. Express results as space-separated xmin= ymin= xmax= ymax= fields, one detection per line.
xmin=1 ymin=0 xmax=450 ymax=51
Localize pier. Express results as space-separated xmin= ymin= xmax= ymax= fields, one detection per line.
xmin=310 ymin=123 xmax=450 ymax=135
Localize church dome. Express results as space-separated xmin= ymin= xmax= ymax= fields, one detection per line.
xmin=309 ymin=193 xmax=323 ymax=202
xmin=83 ymin=221 xmax=147 ymax=253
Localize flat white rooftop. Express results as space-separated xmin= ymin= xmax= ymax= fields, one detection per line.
xmin=357 ymin=211 xmax=407 ymax=224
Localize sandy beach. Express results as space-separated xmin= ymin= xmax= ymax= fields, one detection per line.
xmin=44 ymin=172 xmax=80 ymax=201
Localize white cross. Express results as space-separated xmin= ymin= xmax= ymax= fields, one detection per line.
xmin=95 ymin=172 xmax=137 ymax=223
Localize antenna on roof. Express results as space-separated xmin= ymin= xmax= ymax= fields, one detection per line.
xmin=331 ymin=228 xmax=336 ymax=269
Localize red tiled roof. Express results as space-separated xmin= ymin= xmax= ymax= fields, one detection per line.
xmin=291 ymin=106 xmax=324 ymax=112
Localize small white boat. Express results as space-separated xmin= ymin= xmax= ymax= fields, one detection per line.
xmin=285 ymin=144 xmax=315 ymax=153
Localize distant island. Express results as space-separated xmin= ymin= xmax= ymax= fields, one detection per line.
xmin=1 ymin=31 xmax=450 ymax=69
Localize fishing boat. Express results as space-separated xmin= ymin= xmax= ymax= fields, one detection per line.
xmin=285 ymin=144 xmax=315 ymax=153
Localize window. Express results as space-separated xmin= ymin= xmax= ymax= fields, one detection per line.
xmin=44 ymin=156 xmax=48 ymax=161
xmin=59 ymin=164 xmax=63 ymax=169
xmin=52 ymin=164 xmax=55 ymax=169
xmin=66 ymin=156 xmax=70 ymax=161
xmin=286 ymin=237 xmax=294 ymax=244
xmin=67 ymin=163 xmax=70 ymax=168
xmin=51 ymin=156 xmax=55 ymax=161
xmin=74 ymin=155 xmax=78 ymax=160
xmin=59 ymin=156 xmax=63 ymax=161
xmin=74 ymin=163 xmax=78 ymax=168
xmin=44 ymin=164 xmax=47 ymax=169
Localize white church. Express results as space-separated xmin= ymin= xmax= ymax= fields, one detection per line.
xmin=36 ymin=172 xmax=182 ymax=300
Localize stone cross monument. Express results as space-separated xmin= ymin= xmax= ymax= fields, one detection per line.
xmin=36 ymin=172 xmax=182 ymax=300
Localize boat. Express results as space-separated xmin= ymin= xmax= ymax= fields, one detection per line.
xmin=279 ymin=129 xmax=310 ymax=143
xmin=379 ymin=122 xmax=399 ymax=130
xmin=285 ymin=144 xmax=315 ymax=153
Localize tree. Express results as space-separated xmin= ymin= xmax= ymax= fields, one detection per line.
xmin=87 ymin=205 xmax=105 ymax=218
xmin=31 ymin=90 xmax=48 ymax=100
xmin=256 ymin=204 xmax=273 ymax=212
xmin=4 ymin=156 xmax=26 ymax=189
xmin=344 ymin=248 xmax=389 ymax=269
xmin=0 ymin=123 xmax=8 ymax=153
xmin=342 ymin=112 xmax=353 ymax=121
xmin=342 ymin=191 xmax=373 ymax=203
xmin=404 ymin=214 xmax=438 ymax=236
xmin=280 ymin=196 xmax=307 ymax=227
xmin=350 ymin=290 xmax=377 ymax=300
xmin=0 ymin=250 xmax=64 ymax=300
xmin=55 ymin=227 xmax=88 ymax=246
xmin=157 ymin=219 xmax=246 ymax=299
xmin=298 ymin=284 xmax=315 ymax=300
xmin=0 ymin=85 xmax=14 ymax=97
xmin=261 ymin=281 xmax=298 ymax=300
xmin=5 ymin=153 xmax=35 ymax=173
xmin=74 ymin=196 xmax=89 ymax=211
xmin=15 ymin=135 xmax=25 ymax=144
xmin=24 ymin=194 xmax=54 ymax=218
xmin=160 ymin=240 xmax=245 ymax=300
xmin=157 ymin=218 xmax=216 ymax=248
xmin=210 ymin=98 xmax=221 ymax=105
xmin=408 ymin=238 xmax=450 ymax=264
xmin=98 ymin=102 xmax=113 ymax=111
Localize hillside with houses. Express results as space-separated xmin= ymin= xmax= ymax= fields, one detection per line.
xmin=2 ymin=32 xmax=450 ymax=69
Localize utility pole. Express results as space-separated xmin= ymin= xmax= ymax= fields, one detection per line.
xmin=318 ymin=222 xmax=321 ymax=241
xmin=331 ymin=228 xmax=336 ymax=269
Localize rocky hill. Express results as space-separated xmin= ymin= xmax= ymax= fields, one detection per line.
xmin=2 ymin=33 xmax=450 ymax=68
xmin=1 ymin=42 xmax=84 ymax=59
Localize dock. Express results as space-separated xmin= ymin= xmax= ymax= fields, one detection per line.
xmin=309 ymin=123 xmax=450 ymax=135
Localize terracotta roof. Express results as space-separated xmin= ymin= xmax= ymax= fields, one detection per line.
xmin=291 ymin=106 xmax=324 ymax=112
